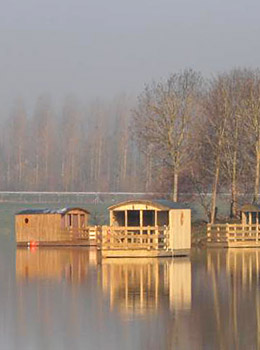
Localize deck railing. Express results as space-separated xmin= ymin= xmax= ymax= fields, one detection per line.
xmin=101 ymin=226 xmax=170 ymax=250
xmin=61 ymin=226 xmax=102 ymax=243
xmin=207 ymin=224 xmax=260 ymax=243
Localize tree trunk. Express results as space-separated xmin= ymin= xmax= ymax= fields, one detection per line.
xmin=172 ymin=172 xmax=178 ymax=202
xmin=254 ymin=145 xmax=260 ymax=203
xmin=230 ymin=149 xmax=237 ymax=218
xmin=211 ymin=156 xmax=220 ymax=224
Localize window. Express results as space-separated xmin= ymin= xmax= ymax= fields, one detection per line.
xmin=68 ymin=214 xmax=72 ymax=227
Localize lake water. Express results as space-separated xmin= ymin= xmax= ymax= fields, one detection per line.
xmin=1 ymin=242 xmax=259 ymax=349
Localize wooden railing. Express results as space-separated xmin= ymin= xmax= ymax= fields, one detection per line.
xmin=54 ymin=226 xmax=102 ymax=244
xmin=101 ymin=226 xmax=170 ymax=250
xmin=207 ymin=224 xmax=260 ymax=243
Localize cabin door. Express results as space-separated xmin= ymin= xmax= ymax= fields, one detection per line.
xmin=72 ymin=214 xmax=79 ymax=228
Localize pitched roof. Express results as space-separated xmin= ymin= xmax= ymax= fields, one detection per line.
xmin=241 ymin=203 xmax=260 ymax=212
xmin=16 ymin=207 xmax=90 ymax=215
xmin=108 ymin=199 xmax=189 ymax=211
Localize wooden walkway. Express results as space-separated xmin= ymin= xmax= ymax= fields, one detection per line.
xmin=16 ymin=226 xmax=102 ymax=247
xmin=207 ymin=224 xmax=260 ymax=247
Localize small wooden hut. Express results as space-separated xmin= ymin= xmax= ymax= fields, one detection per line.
xmin=101 ymin=199 xmax=191 ymax=258
xmin=207 ymin=203 xmax=260 ymax=247
xmin=16 ymin=207 xmax=99 ymax=246
xmin=241 ymin=204 xmax=260 ymax=225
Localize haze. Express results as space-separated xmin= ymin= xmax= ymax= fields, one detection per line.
xmin=0 ymin=0 xmax=259 ymax=112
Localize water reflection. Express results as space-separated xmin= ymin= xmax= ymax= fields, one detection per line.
xmin=16 ymin=247 xmax=99 ymax=283
xmin=13 ymin=247 xmax=260 ymax=349
xmin=101 ymin=258 xmax=191 ymax=316
xmin=205 ymin=249 xmax=260 ymax=350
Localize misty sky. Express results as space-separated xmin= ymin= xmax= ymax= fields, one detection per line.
xmin=0 ymin=0 xmax=259 ymax=113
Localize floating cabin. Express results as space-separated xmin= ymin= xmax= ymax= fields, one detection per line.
xmin=16 ymin=207 xmax=99 ymax=246
xmin=207 ymin=204 xmax=260 ymax=248
xmin=101 ymin=199 xmax=191 ymax=258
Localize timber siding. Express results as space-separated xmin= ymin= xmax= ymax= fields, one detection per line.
xmin=15 ymin=207 xmax=99 ymax=246
xmin=101 ymin=199 xmax=191 ymax=258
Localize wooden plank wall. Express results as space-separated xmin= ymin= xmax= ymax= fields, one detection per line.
xmin=16 ymin=214 xmax=61 ymax=243
xmin=169 ymin=209 xmax=191 ymax=250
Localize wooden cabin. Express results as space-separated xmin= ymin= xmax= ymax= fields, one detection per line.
xmin=101 ymin=199 xmax=191 ymax=258
xmin=207 ymin=204 xmax=260 ymax=247
xmin=16 ymin=207 xmax=99 ymax=246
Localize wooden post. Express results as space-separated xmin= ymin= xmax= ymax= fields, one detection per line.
xmin=257 ymin=213 xmax=259 ymax=243
xmin=110 ymin=210 xmax=114 ymax=226
xmin=207 ymin=224 xmax=211 ymax=242
xmin=140 ymin=210 xmax=143 ymax=245
xmin=226 ymin=224 xmax=229 ymax=243
xmin=125 ymin=210 xmax=128 ymax=248
xmin=249 ymin=213 xmax=252 ymax=238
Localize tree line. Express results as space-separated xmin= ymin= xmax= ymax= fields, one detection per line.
xmin=132 ymin=68 xmax=260 ymax=223
xmin=0 ymin=94 xmax=147 ymax=193
xmin=1 ymin=68 xmax=260 ymax=223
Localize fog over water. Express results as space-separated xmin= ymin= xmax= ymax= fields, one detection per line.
xmin=0 ymin=0 xmax=259 ymax=114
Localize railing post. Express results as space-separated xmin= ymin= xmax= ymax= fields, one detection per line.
xmin=207 ymin=224 xmax=211 ymax=242
xmin=226 ymin=224 xmax=229 ymax=243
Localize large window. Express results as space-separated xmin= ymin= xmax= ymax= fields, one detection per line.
xmin=143 ymin=210 xmax=155 ymax=226
xmin=127 ymin=210 xmax=140 ymax=226
xmin=113 ymin=211 xmax=125 ymax=226
xmin=157 ymin=211 xmax=169 ymax=226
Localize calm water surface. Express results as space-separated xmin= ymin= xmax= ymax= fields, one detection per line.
xmin=0 ymin=242 xmax=259 ymax=350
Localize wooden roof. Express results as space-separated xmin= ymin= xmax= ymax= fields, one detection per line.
xmin=241 ymin=204 xmax=260 ymax=212
xmin=108 ymin=199 xmax=189 ymax=211
xmin=16 ymin=207 xmax=90 ymax=215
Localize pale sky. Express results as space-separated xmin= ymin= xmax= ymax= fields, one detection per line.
xmin=0 ymin=0 xmax=259 ymax=113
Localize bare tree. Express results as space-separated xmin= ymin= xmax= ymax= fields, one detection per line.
xmin=203 ymin=76 xmax=230 ymax=223
xmin=240 ymin=70 xmax=260 ymax=203
xmin=218 ymin=69 xmax=252 ymax=217
xmin=132 ymin=69 xmax=202 ymax=201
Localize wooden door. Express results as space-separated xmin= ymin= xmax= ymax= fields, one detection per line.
xmin=72 ymin=214 xmax=78 ymax=228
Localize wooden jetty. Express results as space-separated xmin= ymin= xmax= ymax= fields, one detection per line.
xmin=101 ymin=199 xmax=191 ymax=258
xmin=207 ymin=204 xmax=260 ymax=248
xmin=16 ymin=207 xmax=101 ymax=246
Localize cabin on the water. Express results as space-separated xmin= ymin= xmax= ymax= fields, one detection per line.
xmin=101 ymin=199 xmax=191 ymax=258
xmin=207 ymin=203 xmax=260 ymax=247
xmin=16 ymin=207 xmax=94 ymax=246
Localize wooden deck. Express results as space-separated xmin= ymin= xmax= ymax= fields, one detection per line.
xmin=101 ymin=226 xmax=189 ymax=258
xmin=207 ymin=224 xmax=260 ymax=248
xmin=16 ymin=226 xmax=102 ymax=247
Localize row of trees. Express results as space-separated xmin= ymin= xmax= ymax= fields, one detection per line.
xmin=2 ymin=68 xmax=260 ymax=222
xmin=0 ymin=95 xmax=152 ymax=193
xmin=132 ymin=68 xmax=260 ymax=222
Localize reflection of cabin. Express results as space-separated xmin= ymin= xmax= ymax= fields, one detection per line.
xmin=207 ymin=204 xmax=260 ymax=247
xmin=102 ymin=258 xmax=191 ymax=315
xmin=16 ymin=248 xmax=98 ymax=283
xmin=16 ymin=207 xmax=99 ymax=246
xmin=101 ymin=199 xmax=191 ymax=258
